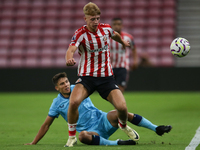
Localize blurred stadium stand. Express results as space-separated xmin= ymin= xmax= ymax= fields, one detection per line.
xmin=0 ymin=0 xmax=177 ymax=68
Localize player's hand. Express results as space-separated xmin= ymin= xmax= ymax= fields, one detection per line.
xmin=24 ymin=142 xmax=35 ymax=145
xmin=122 ymin=40 xmax=130 ymax=49
xmin=66 ymin=58 xmax=76 ymax=66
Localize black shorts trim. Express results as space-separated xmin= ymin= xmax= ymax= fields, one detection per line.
xmin=113 ymin=68 xmax=127 ymax=87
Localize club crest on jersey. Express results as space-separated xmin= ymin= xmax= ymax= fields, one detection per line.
xmin=72 ymin=35 xmax=76 ymax=41
xmin=76 ymin=78 xmax=82 ymax=83
xmin=89 ymin=40 xmax=93 ymax=44
xmin=103 ymin=35 xmax=107 ymax=41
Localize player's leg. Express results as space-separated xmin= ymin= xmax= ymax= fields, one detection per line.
xmin=106 ymin=89 xmax=139 ymax=141
xmin=78 ymin=130 xmax=136 ymax=145
xmin=107 ymin=110 xmax=171 ymax=136
xmin=66 ymin=83 xmax=89 ymax=147
xmin=128 ymin=113 xmax=172 ymax=136
xmin=107 ymin=89 xmax=127 ymax=127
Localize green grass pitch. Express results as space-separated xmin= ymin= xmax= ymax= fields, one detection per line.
xmin=0 ymin=92 xmax=200 ymax=150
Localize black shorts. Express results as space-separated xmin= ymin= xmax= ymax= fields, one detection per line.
xmin=113 ymin=68 xmax=127 ymax=87
xmin=75 ymin=76 xmax=119 ymax=100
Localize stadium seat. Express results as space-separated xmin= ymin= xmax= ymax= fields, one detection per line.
xmin=25 ymin=38 xmax=40 ymax=49
xmin=133 ymin=1 xmax=147 ymax=9
xmin=146 ymin=46 xmax=159 ymax=56
xmin=162 ymin=8 xmax=176 ymax=18
xmin=134 ymin=38 xmax=146 ymax=47
xmin=161 ymin=27 xmax=174 ymax=37
xmin=2 ymin=0 xmax=16 ymax=9
xmin=163 ymin=0 xmax=176 ymax=8
xmin=29 ymin=19 xmax=43 ymax=29
xmin=40 ymin=48 xmax=54 ymax=57
xmin=161 ymin=18 xmax=176 ymax=28
xmin=0 ymin=38 xmax=10 ymax=49
xmin=25 ymin=48 xmax=39 ymax=58
xmin=1 ymin=9 xmax=14 ymax=19
xmin=146 ymin=18 xmax=161 ymax=28
xmin=14 ymin=9 xmax=29 ymax=19
xmin=132 ymin=9 xmax=146 ymax=18
xmin=12 ymin=29 xmax=27 ymax=39
xmin=146 ymin=9 xmax=162 ymax=18
xmin=0 ymin=49 xmax=9 ymax=58
xmin=0 ymin=29 xmax=11 ymax=38
xmin=42 ymin=28 xmax=56 ymax=38
xmin=29 ymin=8 xmax=44 ymax=19
xmin=54 ymin=57 xmax=66 ymax=67
xmin=10 ymin=48 xmax=24 ymax=58
xmin=146 ymin=28 xmax=160 ymax=37
xmin=9 ymin=58 xmax=24 ymax=68
xmin=159 ymin=56 xmax=174 ymax=67
xmin=16 ymin=0 xmax=30 ymax=10
xmin=45 ymin=9 xmax=59 ymax=19
xmin=24 ymin=57 xmax=39 ymax=68
xmin=0 ymin=58 xmax=8 ymax=68
xmin=28 ymin=29 xmax=41 ymax=38
xmin=131 ymin=28 xmax=145 ymax=37
xmin=0 ymin=19 xmax=13 ymax=29
xmin=31 ymin=0 xmax=45 ymax=9
xmin=132 ymin=19 xmax=146 ymax=28
xmin=148 ymin=0 xmax=162 ymax=8
xmin=146 ymin=38 xmax=160 ymax=47
xmin=41 ymin=38 xmax=55 ymax=49
xmin=11 ymin=38 xmax=25 ymax=49
xmin=39 ymin=57 xmax=54 ymax=68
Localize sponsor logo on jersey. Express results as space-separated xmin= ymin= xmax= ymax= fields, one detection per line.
xmin=76 ymin=78 xmax=82 ymax=83
xmin=88 ymin=44 xmax=108 ymax=53
xmin=59 ymin=104 xmax=64 ymax=108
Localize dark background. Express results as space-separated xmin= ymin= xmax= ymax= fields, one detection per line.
xmin=1 ymin=67 xmax=199 ymax=92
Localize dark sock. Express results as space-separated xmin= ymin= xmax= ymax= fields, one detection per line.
xmin=131 ymin=114 xmax=142 ymax=125
xmin=90 ymin=135 xmax=100 ymax=145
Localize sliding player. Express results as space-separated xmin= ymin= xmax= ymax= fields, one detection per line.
xmin=24 ymin=72 xmax=172 ymax=147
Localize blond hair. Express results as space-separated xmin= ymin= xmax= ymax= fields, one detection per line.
xmin=83 ymin=2 xmax=101 ymax=16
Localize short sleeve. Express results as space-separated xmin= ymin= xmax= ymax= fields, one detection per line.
xmin=69 ymin=30 xmax=83 ymax=47
xmin=48 ymin=99 xmax=59 ymax=118
xmin=104 ymin=24 xmax=115 ymax=37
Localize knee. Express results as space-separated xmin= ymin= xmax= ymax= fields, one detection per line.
xmin=78 ymin=131 xmax=88 ymax=143
xmin=117 ymin=104 xmax=127 ymax=113
xmin=69 ymin=99 xmax=81 ymax=109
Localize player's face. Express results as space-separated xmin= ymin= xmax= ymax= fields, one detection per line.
xmin=111 ymin=20 xmax=122 ymax=33
xmin=55 ymin=77 xmax=71 ymax=97
xmin=84 ymin=15 xmax=100 ymax=32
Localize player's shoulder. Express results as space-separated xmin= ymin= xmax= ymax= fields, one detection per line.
xmin=74 ymin=26 xmax=87 ymax=35
xmin=99 ymin=23 xmax=112 ymax=28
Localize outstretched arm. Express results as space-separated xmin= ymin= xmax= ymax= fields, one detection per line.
xmin=111 ymin=31 xmax=130 ymax=49
xmin=24 ymin=116 xmax=55 ymax=145
xmin=66 ymin=46 xmax=78 ymax=66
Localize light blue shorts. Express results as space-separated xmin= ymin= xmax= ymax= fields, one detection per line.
xmin=86 ymin=112 xmax=118 ymax=139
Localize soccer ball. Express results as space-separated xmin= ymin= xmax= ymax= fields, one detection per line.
xmin=170 ymin=37 xmax=190 ymax=57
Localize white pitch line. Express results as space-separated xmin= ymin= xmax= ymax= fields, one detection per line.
xmin=185 ymin=126 xmax=200 ymax=150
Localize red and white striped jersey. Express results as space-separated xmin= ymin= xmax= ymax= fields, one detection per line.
xmin=110 ymin=31 xmax=135 ymax=70
xmin=69 ymin=23 xmax=114 ymax=77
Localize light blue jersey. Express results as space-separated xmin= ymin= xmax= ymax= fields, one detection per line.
xmin=48 ymin=85 xmax=117 ymax=139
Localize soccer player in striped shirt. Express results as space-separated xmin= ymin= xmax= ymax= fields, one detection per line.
xmin=110 ymin=18 xmax=138 ymax=93
xmin=65 ymin=2 xmax=137 ymax=147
